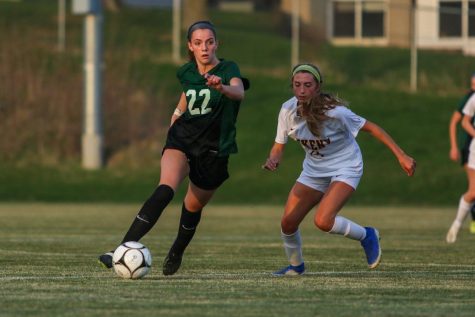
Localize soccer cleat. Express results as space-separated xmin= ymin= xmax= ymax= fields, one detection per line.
xmin=470 ymin=221 xmax=475 ymax=234
xmin=272 ymin=263 xmax=305 ymax=276
xmin=360 ymin=227 xmax=381 ymax=269
xmin=446 ymin=221 xmax=461 ymax=243
xmin=98 ymin=251 xmax=114 ymax=269
xmin=162 ymin=251 xmax=183 ymax=276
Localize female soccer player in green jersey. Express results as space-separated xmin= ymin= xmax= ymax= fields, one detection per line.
xmin=99 ymin=21 xmax=249 ymax=275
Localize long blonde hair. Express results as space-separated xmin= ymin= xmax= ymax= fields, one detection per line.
xmin=292 ymin=64 xmax=347 ymax=137
xmin=298 ymin=93 xmax=347 ymax=137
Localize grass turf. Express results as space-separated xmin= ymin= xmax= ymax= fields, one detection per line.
xmin=1 ymin=204 xmax=474 ymax=316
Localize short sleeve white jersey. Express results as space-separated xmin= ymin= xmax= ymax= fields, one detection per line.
xmin=462 ymin=93 xmax=475 ymax=152
xmin=462 ymin=93 xmax=475 ymax=117
xmin=275 ymin=97 xmax=366 ymax=177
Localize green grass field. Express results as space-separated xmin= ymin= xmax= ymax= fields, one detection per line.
xmin=1 ymin=203 xmax=474 ymax=317
xmin=1 ymin=3 xmax=475 ymax=315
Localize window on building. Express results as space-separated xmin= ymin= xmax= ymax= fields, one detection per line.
xmin=334 ymin=1 xmax=355 ymax=37
xmin=469 ymin=1 xmax=475 ymax=36
xmin=439 ymin=1 xmax=462 ymax=37
xmin=362 ymin=1 xmax=385 ymax=37
xmin=332 ymin=0 xmax=386 ymax=39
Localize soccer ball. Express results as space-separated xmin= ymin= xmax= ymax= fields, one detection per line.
xmin=112 ymin=241 xmax=152 ymax=279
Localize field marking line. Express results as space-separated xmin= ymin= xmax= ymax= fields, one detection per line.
xmin=2 ymin=268 xmax=474 ymax=282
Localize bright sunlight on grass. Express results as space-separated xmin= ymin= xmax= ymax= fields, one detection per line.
xmin=1 ymin=204 xmax=474 ymax=317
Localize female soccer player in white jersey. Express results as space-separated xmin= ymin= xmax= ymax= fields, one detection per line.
xmin=263 ymin=63 xmax=416 ymax=275
xmin=447 ymin=90 xmax=475 ymax=243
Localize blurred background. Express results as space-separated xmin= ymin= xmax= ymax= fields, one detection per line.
xmin=1 ymin=0 xmax=474 ymax=205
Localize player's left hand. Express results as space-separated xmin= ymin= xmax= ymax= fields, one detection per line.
xmin=449 ymin=147 xmax=460 ymax=162
xmin=400 ymin=154 xmax=416 ymax=176
xmin=204 ymin=73 xmax=223 ymax=92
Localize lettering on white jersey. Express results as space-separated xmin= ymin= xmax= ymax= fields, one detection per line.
xmin=297 ymin=138 xmax=331 ymax=157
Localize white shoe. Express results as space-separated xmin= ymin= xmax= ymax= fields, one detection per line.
xmin=446 ymin=222 xmax=461 ymax=243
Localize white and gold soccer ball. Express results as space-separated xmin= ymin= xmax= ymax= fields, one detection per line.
xmin=112 ymin=241 xmax=152 ymax=279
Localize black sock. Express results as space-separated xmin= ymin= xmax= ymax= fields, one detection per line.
xmin=471 ymin=204 xmax=475 ymax=221
xmin=169 ymin=204 xmax=202 ymax=255
xmin=121 ymin=184 xmax=174 ymax=243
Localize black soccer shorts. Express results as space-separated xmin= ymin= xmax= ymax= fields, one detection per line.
xmin=187 ymin=150 xmax=229 ymax=190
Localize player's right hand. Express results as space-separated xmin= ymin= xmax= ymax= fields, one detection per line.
xmin=262 ymin=158 xmax=279 ymax=171
xmin=449 ymin=147 xmax=460 ymax=162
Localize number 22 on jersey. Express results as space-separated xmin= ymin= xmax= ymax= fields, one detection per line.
xmin=186 ymin=89 xmax=211 ymax=115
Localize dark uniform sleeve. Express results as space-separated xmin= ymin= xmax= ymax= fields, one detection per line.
xmin=223 ymin=60 xmax=250 ymax=90
xmin=222 ymin=61 xmax=242 ymax=84
xmin=176 ymin=62 xmax=192 ymax=87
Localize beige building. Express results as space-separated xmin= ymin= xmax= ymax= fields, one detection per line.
xmin=281 ymin=0 xmax=475 ymax=55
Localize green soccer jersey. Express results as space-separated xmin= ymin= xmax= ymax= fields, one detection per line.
xmin=166 ymin=59 xmax=243 ymax=156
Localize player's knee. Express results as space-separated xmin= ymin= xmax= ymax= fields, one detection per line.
xmin=314 ymin=215 xmax=333 ymax=232
xmin=465 ymin=192 xmax=475 ymax=203
xmin=183 ymin=199 xmax=205 ymax=212
xmin=281 ymin=217 xmax=298 ymax=234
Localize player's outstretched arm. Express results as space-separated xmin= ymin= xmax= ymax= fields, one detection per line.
xmin=262 ymin=142 xmax=285 ymax=171
xmin=449 ymin=111 xmax=462 ymax=162
xmin=361 ymin=120 xmax=416 ymax=176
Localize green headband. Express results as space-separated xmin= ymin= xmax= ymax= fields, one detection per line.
xmin=292 ymin=64 xmax=322 ymax=83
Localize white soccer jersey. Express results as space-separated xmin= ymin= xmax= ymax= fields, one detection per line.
xmin=462 ymin=93 xmax=475 ymax=153
xmin=462 ymin=93 xmax=475 ymax=118
xmin=275 ymin=97 xmax=366 ymax=177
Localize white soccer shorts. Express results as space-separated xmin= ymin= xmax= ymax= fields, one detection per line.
xmin=296 ymin=172 xmax=361 ymax=193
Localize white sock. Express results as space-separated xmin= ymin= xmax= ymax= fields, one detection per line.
xmin=329 ymin=216 xmax=366 ymax=241
xmin=281 ymin=229 xmax=304 ymax=266
xmin=453 ymin=196 xmax=473 ymax=227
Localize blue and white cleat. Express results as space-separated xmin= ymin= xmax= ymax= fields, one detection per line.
xmin=272 ymin=263 xmax=305 ymax=276
xmin=360 ymin=227 xmax=381 ymax=269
